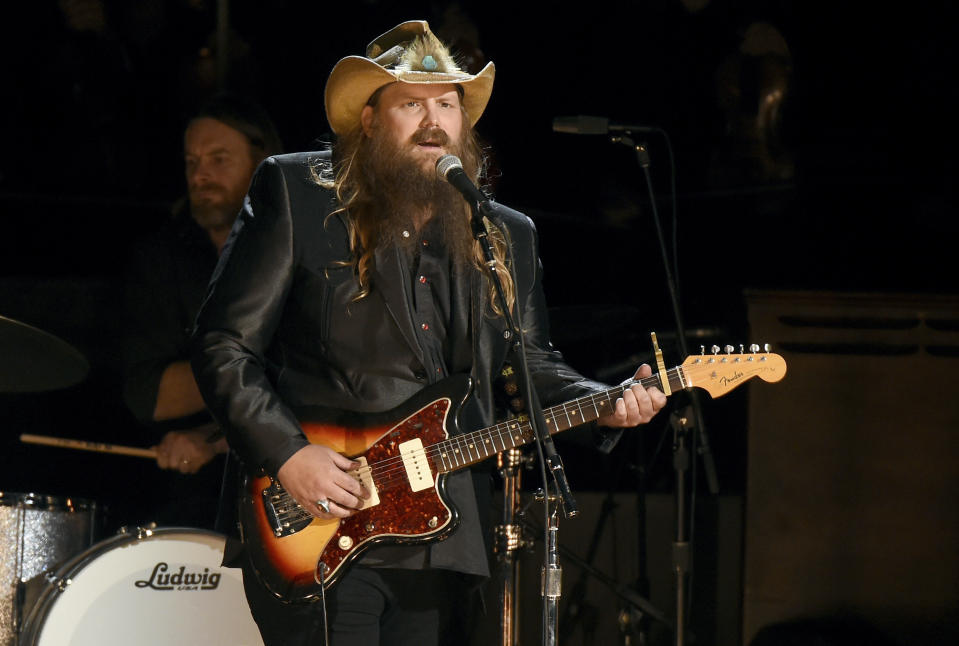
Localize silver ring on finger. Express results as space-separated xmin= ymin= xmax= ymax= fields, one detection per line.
xmin=315 ymin=499 xmax=331 ymax=514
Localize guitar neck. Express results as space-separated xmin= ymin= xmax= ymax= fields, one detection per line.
xmin=432 ymin=367 xmax=687 ymax=473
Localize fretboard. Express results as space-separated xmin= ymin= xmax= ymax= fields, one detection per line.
xmin=429 ymin=367 xmax=687 ymax=473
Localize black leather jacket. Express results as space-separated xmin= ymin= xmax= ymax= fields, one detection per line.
xmin=190 ymin=151 xmax=618 ymax=575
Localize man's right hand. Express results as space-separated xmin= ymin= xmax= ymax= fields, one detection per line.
xmin=277 ymin=444 xmax=370 ymax=519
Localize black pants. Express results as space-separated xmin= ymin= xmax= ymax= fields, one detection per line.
xmin=243 ymin=563 xmax=477 ymax=646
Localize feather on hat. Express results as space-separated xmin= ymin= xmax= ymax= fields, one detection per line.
xmin=324 ymin=20 xmax=495 ymax=135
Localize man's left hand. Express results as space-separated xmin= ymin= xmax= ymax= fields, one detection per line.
xmin=153 ymin=423 xmax=228 ymax=474
xmin=597 ymin=363 xmax=667 ymax=428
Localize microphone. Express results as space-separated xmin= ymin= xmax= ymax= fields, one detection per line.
xmin=552 ymin=115 xmax=657 ymax=135
xmin=435 ymin=155 xmax=490 ymax=209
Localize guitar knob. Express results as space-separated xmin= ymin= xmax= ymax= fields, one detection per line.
xmin=749 ymin=344 xmax=760 ymax=353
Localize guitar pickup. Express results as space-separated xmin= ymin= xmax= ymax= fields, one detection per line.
xmin=262 ymin=480 xmax=312 ymax=538
xmin=399 ymin=438 xmax=434 ymax=492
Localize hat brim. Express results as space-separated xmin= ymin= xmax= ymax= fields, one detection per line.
xmin=325 ymin=56 xmax=495 ymax=135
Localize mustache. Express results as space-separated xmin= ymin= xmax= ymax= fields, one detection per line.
xmin=410 ymin=127 xmax=451 ymax=146
xmin=190 ymin=183 xmax=226 ymax=196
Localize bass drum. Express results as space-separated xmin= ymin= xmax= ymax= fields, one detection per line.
xmin=19 ymin=527 xmax=264 ymax=646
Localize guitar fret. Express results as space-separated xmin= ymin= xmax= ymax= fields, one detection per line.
xmin=507 ymin=420 xmax=521 ymax=448
xmin=480 ymin=433 xmax=491 ymax=459
xmin=463 ymin=434 xmax=474 ymax=462
xmin=438 ymin=445 xmax=450 ymax=472
xmin=437 ymin=444 xmax=449 ymax=472
xmin=450 ymin=436 xmax=462 ymax=467
xmin=596 ymin=392 xmax=614 ymax=418
xmin=497 ymin=423 xmax=510 ymax=451
xmin=471 ymin=432 xmax=485 ymax=461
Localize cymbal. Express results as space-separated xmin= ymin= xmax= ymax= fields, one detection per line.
xmin=0 ymin=315 xmax=89 ymax=392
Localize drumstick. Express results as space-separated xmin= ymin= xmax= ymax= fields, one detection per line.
xmin=19 ymin=433 xmax=157 ymax=459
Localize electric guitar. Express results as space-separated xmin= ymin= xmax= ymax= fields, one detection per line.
xmin=240 ymin=349 xmax=786 ymax=601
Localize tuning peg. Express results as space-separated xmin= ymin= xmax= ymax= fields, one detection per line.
xmin=763 ymin=343 xmax=771 ymax=352
xmin=739 ymin=344 xmax=745 ymax=354
xmin=711 ymin=345 xmax=720 ymax=355
xmin=700 ymin=345 xmax=705 ymax=355
xmin=749 ymin=343 xmax=760 ymax=353
xmin=724 ymin=345 xmax=735 ymax=354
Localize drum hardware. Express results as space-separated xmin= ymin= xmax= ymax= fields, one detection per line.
xmin=493 ymin=448 xmax=536 ymax=646
xmin=116 ymin=523 xmax=158 ymax=541
xmin=45 ymin=572 xmax=69 ymax=595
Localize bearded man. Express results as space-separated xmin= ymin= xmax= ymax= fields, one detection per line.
xmin=122 ymin=94 xmax=281 ymax=528
xmin=191 ymin=21 xmax=666 ymax=646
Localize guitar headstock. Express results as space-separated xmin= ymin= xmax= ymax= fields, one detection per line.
xmin=680 ymin=344 xmax=787 ymax=399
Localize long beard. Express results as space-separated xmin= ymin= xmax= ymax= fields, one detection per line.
xmin=358 ymin=125 xmax=477 ymax=264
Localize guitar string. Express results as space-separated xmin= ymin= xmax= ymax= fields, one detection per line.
xmin=351 ymin=368 xmax=693 ymax=482
xmin=276 ymin=356 xmax=783 ymax=523
xmin=269 ymin=359 xmax=774 ymax=525
xmin=270 ymin=374 xmax=670 ymax=523
xmin=306 ymin=377 xmax=640 ymax=487
xmin=270 ymin=368 xmax=704 ymax=522
xmin=273 ymin=359 xmax=769 ymax=525
xmin=270 ymin=400 xmax=586 ymax=524
xmin=288 ymin=357 xmax=757 ymax=492
xmin=352 ymin=361 xmax=713 ymax=485
xmin=308 ymin=375 xmax=647 ymax=483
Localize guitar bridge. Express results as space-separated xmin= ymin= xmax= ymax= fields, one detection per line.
xmin=262 ymin=480 xmax=313 ymax=538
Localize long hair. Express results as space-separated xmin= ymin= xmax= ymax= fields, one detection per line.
xmin=189 ymin=93 xmax=283 ymax=161
xmin=313 ymin=93 xmax=515 ymax=316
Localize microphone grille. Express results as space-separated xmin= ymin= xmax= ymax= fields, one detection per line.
xmin=435 ymin=154 xmax=463 ymax=179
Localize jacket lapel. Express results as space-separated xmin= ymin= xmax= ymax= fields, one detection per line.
xmin=470 ymin=264 xmax=510 ymax=378
xmin=372 ymin=244 xmax=424 ymax=364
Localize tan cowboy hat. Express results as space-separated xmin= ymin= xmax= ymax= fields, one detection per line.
xmin=324 ymin=20 xmax=495 ymax=136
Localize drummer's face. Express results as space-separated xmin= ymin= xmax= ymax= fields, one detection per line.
xmin=183 ymin=118 xmax=257 ymax=232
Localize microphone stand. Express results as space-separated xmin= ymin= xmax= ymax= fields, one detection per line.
xmin=609 ymin=132 xmax=720 ymax=646
xmin=468 ymin=199 xmax=575 ymax=646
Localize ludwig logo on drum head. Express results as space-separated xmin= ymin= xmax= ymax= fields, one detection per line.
xmin=135 ymin=563 xmax=222 ymax=590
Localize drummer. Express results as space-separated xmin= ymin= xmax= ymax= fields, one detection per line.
xmin=120 ymin=94 xmax=282 ymax=528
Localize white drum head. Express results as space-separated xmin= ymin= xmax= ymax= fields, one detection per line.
xmin=22 ymin=528 xmax=263 ymax=646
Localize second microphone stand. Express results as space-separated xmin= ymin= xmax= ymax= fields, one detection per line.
xmin=609 ymin=132 xmax=720 ymax=646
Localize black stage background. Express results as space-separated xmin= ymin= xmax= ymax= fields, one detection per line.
xmin=0 ymin=2 xmax=955 ymax=645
